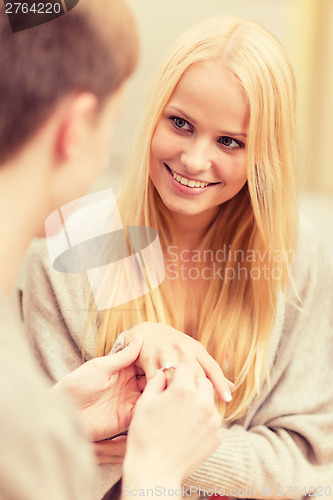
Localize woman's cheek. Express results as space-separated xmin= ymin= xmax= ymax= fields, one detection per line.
xmin=152 ymin=122 xmax=183 ymax=160
xmin=217 ymin=155 xmax=247 ymax=185
xmin=151 ymin=128 xmax=165 ymax=159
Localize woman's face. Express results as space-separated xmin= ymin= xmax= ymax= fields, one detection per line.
xmin=150 ymin=62 xmax=249 ymax=221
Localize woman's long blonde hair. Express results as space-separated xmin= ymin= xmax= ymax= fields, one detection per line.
xmin=91 ymin=17 xmax=299 ymax=421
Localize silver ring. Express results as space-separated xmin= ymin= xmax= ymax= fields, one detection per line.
xmin=160 ymin=361 xmax=177 ymax=372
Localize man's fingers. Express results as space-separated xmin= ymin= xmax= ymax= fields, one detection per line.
xmin=167 ymin=363 xmax=196 ymax=392
xmin=195 ymin=375 xmax=215 ymax=400
xmin=137 ymin=375 xmax=147 ymax=392
xmin=104 ymin=335 xmax=143 ymax=372
xmin=83 ymin=336 xmax=143 ymax=376
xmin=94 ymin=436 xmax=127 ymax=464
xmin=139 ymin=369 xmax=166 ymax=400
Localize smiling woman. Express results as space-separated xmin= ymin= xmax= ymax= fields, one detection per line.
xmin=96 ymin=16 xmax=331 ymax=499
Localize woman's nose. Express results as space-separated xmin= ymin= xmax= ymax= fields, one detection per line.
xmin=180 ymin=141 xmax=212 ymax=174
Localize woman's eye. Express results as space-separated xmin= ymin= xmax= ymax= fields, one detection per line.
xmin=171 ymin=117 xmax=191 ymax=130
xmin=219 ymin=136 xmax=243 ymax=149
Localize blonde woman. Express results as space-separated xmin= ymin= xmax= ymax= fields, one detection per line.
xmin=23 ymin=17 xmax=333 ymax=500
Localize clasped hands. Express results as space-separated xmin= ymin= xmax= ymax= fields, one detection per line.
xmin=53 ymin=322 xmax=233 ymax=467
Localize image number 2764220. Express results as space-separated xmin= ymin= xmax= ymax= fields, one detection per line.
xmin=4 ymin=0 xmax=80 ymax=32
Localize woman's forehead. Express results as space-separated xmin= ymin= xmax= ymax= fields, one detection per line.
xmin=166 ymin=62 xmax=249 ymax=135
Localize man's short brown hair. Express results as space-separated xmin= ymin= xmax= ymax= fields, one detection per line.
xmin=0 ymin=0 xmax=139 ymax=165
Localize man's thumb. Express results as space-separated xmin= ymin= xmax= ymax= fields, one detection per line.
xmin=106 ymin=336 xmax=143 ymax=371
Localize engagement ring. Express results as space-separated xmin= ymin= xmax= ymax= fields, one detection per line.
xmin=160 ymin=361 xmax=177 ymax=371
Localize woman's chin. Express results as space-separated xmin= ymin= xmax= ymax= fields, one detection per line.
xmin=159 ymin=195 xmax=200 ymax=217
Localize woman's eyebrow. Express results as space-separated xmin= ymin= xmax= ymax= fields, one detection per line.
xmin=166 ymin=105 xmax=195 ymax=124
xmin=165 ymin=105 xmax=247 ymax=138
xmin=223 ymin=132 xmax=248 ymax=138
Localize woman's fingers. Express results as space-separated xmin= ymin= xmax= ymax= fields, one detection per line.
xmin=134 ymin=352 xmax=160 ymax=382
xmin=122 ymin=324 xmax=235 ymax=402
xmin=195 ymin=346 xmax=233 ymax=402
xmin=162 ymin=355 xmax=206 ymax=386
xmin=227 ymin=380 xmax=235 ymax=391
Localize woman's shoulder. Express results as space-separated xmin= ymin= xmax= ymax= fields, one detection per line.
xmin=25 ymin=237 xmax=91 ymax=309
xmin=23 ymin=238 xmax=96 ymax=359
xmin=279 ymin=213 xmax=333 ymax=352
xmin=296 ymin=213 xmax=323 ymax=262
xmin=291 ymin=213 xmax=332 ymax=297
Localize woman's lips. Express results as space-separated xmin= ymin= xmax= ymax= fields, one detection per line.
xmin=164 ymin=163 xmax=220 ymax=187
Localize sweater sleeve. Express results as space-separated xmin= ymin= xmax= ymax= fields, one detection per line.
xmin=183 ymin=222 xmax=333 ymax=499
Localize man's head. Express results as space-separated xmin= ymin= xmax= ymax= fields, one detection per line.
xmin=0 ymin=0 xmax=139 ymax=207
xmin=0 ymin=0 xmax=138 ymax=164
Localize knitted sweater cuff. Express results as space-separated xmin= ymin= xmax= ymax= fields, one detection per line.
xmin=183 ymin=426 xmax=252 ymax=494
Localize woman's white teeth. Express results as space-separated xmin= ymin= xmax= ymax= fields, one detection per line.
xmin=171 ymin=169 xmax=209 ymax=188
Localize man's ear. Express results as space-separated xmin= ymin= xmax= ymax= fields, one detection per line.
xmin=55 ymin=93 xmax=99 ymax=161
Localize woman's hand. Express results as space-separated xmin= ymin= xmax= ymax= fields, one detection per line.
xmin=123 ymin=363 xmax=222 ymax=490
xmin=123 ymin=322 xmax=234 ymax=402
xmin=53 ymin=337 xmax=145 ymax=443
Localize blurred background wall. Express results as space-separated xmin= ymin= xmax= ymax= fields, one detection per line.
xmin=92 ymin=0 xmax=333 ymax=263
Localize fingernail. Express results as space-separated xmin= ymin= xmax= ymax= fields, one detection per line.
xmin=223 ymin=390 xmax=232 ymax=402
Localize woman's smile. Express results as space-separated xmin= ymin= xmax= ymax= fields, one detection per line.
xmin=164 ymin=162 xmax=224 ymax=196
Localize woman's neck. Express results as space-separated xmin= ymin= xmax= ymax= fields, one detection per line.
xmin=168 ymin=207 xmax=219 ymax=251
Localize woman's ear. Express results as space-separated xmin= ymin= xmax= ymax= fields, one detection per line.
xmin=55 ymin=92 xmax=99 ymax=162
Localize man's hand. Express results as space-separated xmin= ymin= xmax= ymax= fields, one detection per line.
xmin=94 ymin=435 xmax=127 ymax=464
xmin=53 ymin=336 xmax=145 ymax=442
xmin=123 ymin=363 xmax=222 ymax=491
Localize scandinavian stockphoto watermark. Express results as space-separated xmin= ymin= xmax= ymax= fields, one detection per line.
xmin=45 ymin=188 xmax=165 ymax=311
xmin=166 ymin=246 xmax=296 ymax=282
xmin=3 ymin=0 xmax=80 ymax=33
xmin=45 ymin=189 xmax=295 ymax=311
